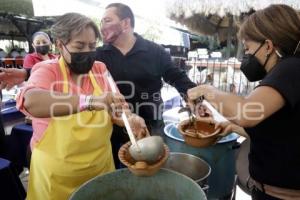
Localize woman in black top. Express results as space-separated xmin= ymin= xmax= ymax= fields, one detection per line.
xmin=188 ymin=4 xmax=300 ymax=200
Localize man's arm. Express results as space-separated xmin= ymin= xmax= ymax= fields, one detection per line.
xmin=160 ymin=48 xmax=196 ymax=96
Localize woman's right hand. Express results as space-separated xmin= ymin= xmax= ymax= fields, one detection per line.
xmin=187 ymin=84 xmax=216 ymax=101
xmin=91 ymin=92 xmax=126 ymax=112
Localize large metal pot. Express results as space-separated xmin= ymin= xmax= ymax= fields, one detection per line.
xmin=69 ymin=168 xmax=207 ymax=200
xmin=161 ymin=122 xmax=239 ymax=199
xmin=163 ymin=152 xmax=211 ymax=190
xmin=236 ymin=139 xmax=251 ymax=194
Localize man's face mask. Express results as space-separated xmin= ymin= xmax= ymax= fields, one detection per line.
xmin=36 ymin=45 xmax=50 ymax=55
xmin=240 ymin=43 xmax=269 ymax=82
xmin=63 ymin=44 xmax=96 ymax=74
xmin=100 ymin=21 xmax=123 ymax=44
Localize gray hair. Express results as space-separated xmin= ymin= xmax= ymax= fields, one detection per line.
xmin=50 ymin=12 xmax=100 ymax=44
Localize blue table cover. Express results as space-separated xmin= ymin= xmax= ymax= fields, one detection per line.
xmin=0 ymin=158 xmax=26 ymax=199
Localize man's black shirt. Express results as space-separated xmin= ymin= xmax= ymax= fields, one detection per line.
xmin=96 ymin=34 xmax=196 ymax=120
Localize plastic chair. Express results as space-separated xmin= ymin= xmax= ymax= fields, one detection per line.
xmin=15 ymin=56 xmax=24 ymax=68
xmin=3 ymin=58 xmax=15 ymax=68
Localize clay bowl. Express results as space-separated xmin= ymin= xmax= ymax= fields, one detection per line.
xmin=118 ymin=141 xmax=169 ymax=176
xmin=178 ymin=118 xmax=222 ymax=148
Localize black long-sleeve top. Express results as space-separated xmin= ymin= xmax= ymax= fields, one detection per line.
xmin=96 ymin=34 xmax=196 ymax=120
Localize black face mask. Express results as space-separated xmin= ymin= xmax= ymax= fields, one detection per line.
xmin=240 ymin=43 xmax=269 ymax=82
xmin=63 ymin=44 xmax=96 ymax=74
xmin=36 ymin=45 xmax=50 ymax=55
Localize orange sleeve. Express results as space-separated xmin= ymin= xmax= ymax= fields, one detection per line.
xmin=93 ymin=61 xmax=113 ymax=92
xmin=16 ymin=61 xmax=59 ymax=115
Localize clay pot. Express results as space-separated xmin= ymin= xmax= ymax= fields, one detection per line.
xmin=178 ymin=118 xmax=222 ymax=147
xmin=118 ymin=141 xmax=169 ymax=176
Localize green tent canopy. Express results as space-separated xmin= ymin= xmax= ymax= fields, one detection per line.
xmin=0 ymin=0 xmax=34 ymax=17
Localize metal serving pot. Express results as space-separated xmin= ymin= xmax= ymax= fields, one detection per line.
xmin=161 ymin=122 xmax=239 ymax=199
xmin=69 ymin=168 xmax=207 ymax=200
xmin=163 ymin=152 xmax=211 ymax=191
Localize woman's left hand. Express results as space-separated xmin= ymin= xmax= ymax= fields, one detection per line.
xmin=127 ymin=114 xmax=149 ymax=140
xmin=215 ymin=121 xmax=249 ymax=138
xmin=112 ymin=111 xmax=148 ymax=140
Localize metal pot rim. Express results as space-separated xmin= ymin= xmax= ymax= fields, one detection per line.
xmin=166 ymin=152 xmax=211 ymax=182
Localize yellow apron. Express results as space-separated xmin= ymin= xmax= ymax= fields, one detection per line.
xmin=26 ymin=58 xmax=115 ymax=200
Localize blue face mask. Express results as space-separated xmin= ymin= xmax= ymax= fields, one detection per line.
xmin=63 ymin=44 xmax=96 ymax=74
xmin=240 ymin=43 xmax=269 ymax=82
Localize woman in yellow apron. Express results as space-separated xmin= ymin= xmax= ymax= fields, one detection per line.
xmin=17 ymin=13 xmax=146 ymax=200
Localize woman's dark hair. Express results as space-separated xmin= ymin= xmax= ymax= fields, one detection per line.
xmin=106 ymin=3 xmax=135 ymax=28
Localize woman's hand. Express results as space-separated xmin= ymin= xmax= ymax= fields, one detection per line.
xmin=112 ymin=112 xmax=148 ymax=140
xmin=93 ymin=92 xmax=148 ymax=139
xmin=187 ymin=84 xmax=216 ymax=116
xmin=0 ymin=68 xmax=27 ymax=90
xmin=215 ymin=121 xmax=249 ymax=138
xmin=127 ymin=114 xmax=148 ymax=140
xmin=91 ymin=92 xmax=126 ymax=112
xmin=194 ymin=104 xmax=212 ymax=118
xmin=92 ymin=92 xmax=148 ymax=139
xmin=187 ymin=84 xmax=215 ymax=101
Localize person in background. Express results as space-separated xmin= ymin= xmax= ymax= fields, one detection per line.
xmin=23 ymin=31 xmax=56 ymax=69
xmin=188 ymin=4 xmax=300 ymax=200
xmin=19 ymin=48 xmax=27 ymax=58
xmin=9 ymin=48 xmax=20 ymax=58
xmin=0 ymin=48 xmax=7 ymax=59
xmin=96 ymin=3 xmax=196 ymax=168
xmin=17 ymin=12 xmax=147 ymax=200
xmin=0 ymin=48 xmax=7 ymax=67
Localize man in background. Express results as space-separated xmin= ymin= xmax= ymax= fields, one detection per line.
xmin=96 ymin=3 xmax=196 ymax=167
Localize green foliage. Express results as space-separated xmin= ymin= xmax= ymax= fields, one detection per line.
xmin=0 ymin=0 xmax=34 ymax=16
xmin=219 ymin=44 xmax=236 ymax=58
xmin=140 ymin=24 xmax=162 ymax=42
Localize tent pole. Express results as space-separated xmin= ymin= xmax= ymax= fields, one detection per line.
xmin=226 ymin=15 xmax=233 ymax=59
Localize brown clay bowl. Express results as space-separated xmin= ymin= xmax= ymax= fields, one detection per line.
xmin=178 ymin=118 xmax=222 ymax=147
xmin=118 ymin=141 xmax=169 ymax=176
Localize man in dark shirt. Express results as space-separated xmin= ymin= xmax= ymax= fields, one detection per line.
xmin=96 ymin=3 xmax=196 ymax=167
